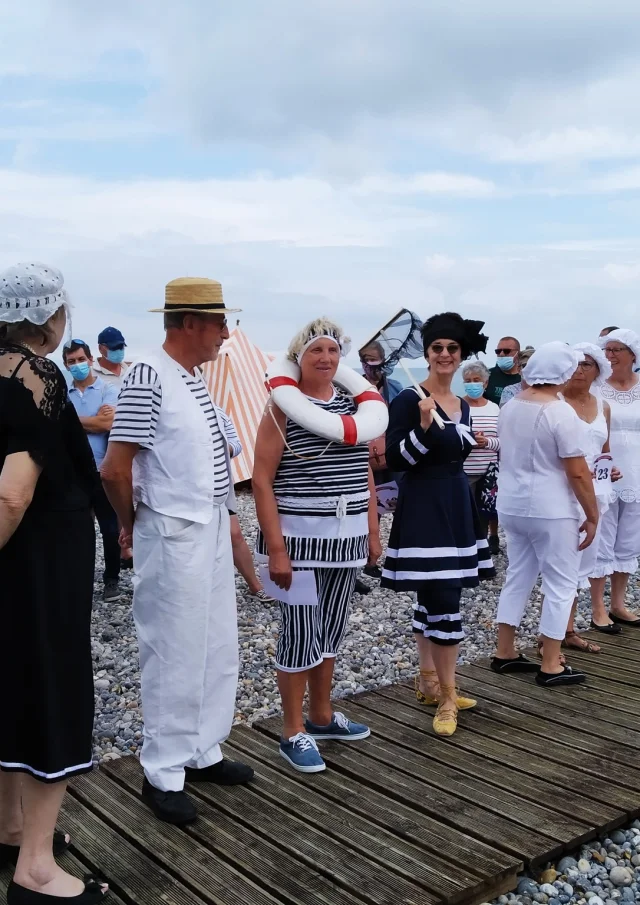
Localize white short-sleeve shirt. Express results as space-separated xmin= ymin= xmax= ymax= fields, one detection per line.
xmin=497 ymin=397 xmax=588 ymax=519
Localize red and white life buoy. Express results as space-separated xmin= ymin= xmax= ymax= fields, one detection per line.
xmin=266 ymin=358 xmax=389 ymax=445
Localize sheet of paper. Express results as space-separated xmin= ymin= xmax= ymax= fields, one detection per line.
xmin=258 ymin=565 xmax=318 ymax=605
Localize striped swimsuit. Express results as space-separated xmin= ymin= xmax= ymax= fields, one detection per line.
xmin=256 ymin=390 xmax=370 ymax=671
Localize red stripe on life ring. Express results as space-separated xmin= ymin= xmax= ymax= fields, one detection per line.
xmin=340 ymin=414 xmax=358 ymax=446
xmin=267 ymin=376 xmax=299 ymax=390
xmin=354 ymin=390 xmax=384 ymax=404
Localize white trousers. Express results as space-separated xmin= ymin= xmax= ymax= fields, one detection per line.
xmin=497 ymin=513 xmax=580 ymax=641
xmin=133 ymin=503 xmax=238 ymax=792
xmin=592 ymin=498 xmax=640 ymax=577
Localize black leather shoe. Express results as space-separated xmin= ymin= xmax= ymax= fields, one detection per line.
xmin=141 ymin=778 xmax=197 ymax=825
xmin=354 ymin=578 xmax=371 ymax=595
xmin=185 ymin=759 xmax=254 ymax=786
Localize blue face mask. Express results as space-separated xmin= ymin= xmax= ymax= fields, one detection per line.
xmin=497 ymin=356 xmax=515 ymax=371
xmin=464 ymin=382 xmax=484 ymax=399
xmin=106 ymin=347 xmax=125 ymax=364
xmin=69 ymin=362 xmax=91 ymax=381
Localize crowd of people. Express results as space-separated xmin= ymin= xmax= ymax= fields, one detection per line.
xmin=1 ymin=260 xmax=639 ymax=903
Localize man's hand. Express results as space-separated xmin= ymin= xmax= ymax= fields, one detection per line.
xmin=119 ymin=525 xmax=133 ymax=550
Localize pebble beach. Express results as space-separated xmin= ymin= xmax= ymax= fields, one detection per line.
xmin=90 ymin=488 xmax=640 ymax=904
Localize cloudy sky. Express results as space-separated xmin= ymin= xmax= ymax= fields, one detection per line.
xmin=2 ymin=1 xmax=640 ymax=364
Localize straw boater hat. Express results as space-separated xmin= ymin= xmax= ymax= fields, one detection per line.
xmin=149 ymin=277 xmax=241 ymax=314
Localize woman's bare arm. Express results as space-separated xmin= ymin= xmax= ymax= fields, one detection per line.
xmin=252 ymin=403 xmax=291 ymax=589
xmin=0 ymin=452 xmax=42 ymax=549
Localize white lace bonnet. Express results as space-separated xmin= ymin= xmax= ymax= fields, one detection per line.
xmin=597 ymin=328 xmax=640 ymax=364
xmin=573 ymin=342 xmax=612 ymax=386
xmin=0 ymin=262 xmax=70 ymax=326
xmin=522 ymin=341 xmax=584 ymax=386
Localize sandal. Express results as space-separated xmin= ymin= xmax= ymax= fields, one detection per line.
xmin=0 ymin=831 xmax=70 ymax=868
xmin=536 ymin=638 xmax=567 ymax=667
xmin=7 ymin=874 xmax=108 ymax=903
xmin=561 ymin=631 xmax=600 ymax=653
xmin=414 ymin=670 xmax=477 ymax=710
xmin=433 ymin=685 xmax=459 ymax=736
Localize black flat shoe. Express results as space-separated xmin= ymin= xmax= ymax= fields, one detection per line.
xmin=0 ymin=831 xmax=70 ymax=868
xmin=363 ymin=564 xmax=382 ymax=580
xmin=590 ymin=619 xmax=622 ymax=634
xmin=609 ymin=612 xmax=640 ymax=627
xmin=7 ymin=874 xmax=107 ymax=903
xmin=185 ymin=758 xmax=254 ymax=786
xmin=141 ymin=778 xmax=197 ymax=825
xmin=488 ymin=535 xmax=500 ymax=555
xmin=490 ymin=654 xmax=540 ymax=674
xmin=354 ymin=578 xmax=371 ymax=595
xmin=536 ymin=665 xmax=586 ymax=687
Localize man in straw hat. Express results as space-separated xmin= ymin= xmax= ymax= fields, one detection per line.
xmin=102 ymin=277 xmax=254 ymax=824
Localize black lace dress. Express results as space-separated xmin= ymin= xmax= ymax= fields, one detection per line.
xmin=0 ymin=343 xmax=98 ymax=782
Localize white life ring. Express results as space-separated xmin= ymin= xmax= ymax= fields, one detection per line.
xmin=266 ymin=358 xmax=389 ymax=445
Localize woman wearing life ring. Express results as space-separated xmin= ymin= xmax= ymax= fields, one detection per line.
xmin=253 ymin=318 xmax=383 ymax=774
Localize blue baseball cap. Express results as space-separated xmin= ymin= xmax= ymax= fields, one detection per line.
xmin=98 ymin=326 xmax=126 ymax=348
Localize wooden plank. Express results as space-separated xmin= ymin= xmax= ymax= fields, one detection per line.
xmin=177 ymin=753 xmax=446 ymax=905
xmin=581 ymin=631 xmax=640 ymax=652
xmin=254 ymin=715 xmax=568 ymax=866
xmin=70 ymin=766 xmax=284 ymax=905
xmin=60 ymin=793 xmax=208 ymax=905
xmin=547 ymin=642 xmax=640 ymax=672
xmin=522 ymin=648 xmax=640 ymax=687
xmin=372 ymin=682 xmax=625 ymax=827
xmin=357 ymin=686 xmax=640 ymax=788
xmin=467 ymin=658 xmax=640 ymax=718
xmin=217 ymin=731 xmax=477 ymax=905
xmin=228 ymin=727 xmax=521 ymax=888
xmin=453 ymin=663 xmax=640 ymax=738
xmin=350 ymin=688 xmax=640 ymax=812
xmin=0 ymin=852 xmax=128 ymax=905
xmin=224 ymin=726 xmax=509 ymax=905
xmin=103 ymin=755 xmax=367 ymax=905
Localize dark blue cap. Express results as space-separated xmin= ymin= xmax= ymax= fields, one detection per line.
xmin=98 ymin=326 xmax=126 ymax=348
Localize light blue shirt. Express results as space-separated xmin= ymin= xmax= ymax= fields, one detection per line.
xmin=68 ymin=376 xmax=119 ymax=467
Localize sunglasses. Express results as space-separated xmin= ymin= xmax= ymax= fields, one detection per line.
xmin=430 ymin=343 xmax=461 ymax=355
xmin=495 ymin=348 xmax=516 ymax=355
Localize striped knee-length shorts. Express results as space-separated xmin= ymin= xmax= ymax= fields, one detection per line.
xmin=412 ymin=584 xmax=464 ymax=646
xmin=276 ymin=567 xmax=357 ymax=672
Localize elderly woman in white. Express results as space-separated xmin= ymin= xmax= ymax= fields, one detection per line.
xmin=590 ymin=328 xmax=640 ymax=628
xmin=491 ymin=343 xmax=599 ymax=687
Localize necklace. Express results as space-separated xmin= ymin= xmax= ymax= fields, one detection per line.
xmin=18 ymin=342 xmax=39 ymax=356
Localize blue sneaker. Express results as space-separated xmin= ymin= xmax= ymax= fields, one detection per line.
xmin=279 ymin=733 xmax=326 ymax=773
xmin=304 ymin=711 xmax=371 ymax=741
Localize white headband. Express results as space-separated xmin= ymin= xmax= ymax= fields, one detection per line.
xmin=522 ymin=341 xmax=583 ymax=386
xmin=298 ymin=333 xmax=351 ymax=361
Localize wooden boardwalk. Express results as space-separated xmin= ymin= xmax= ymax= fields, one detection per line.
xmin=2 ymin=629 xmax=640 ymax=905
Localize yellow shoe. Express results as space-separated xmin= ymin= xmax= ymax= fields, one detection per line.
xmin=415 ymin=673 xmax=477 ymax=710
xmin=433 ymin=702 xmax=458 ymax=737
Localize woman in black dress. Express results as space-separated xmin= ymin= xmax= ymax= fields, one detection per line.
xmin=382 ymin=312 xmax=494 ymax=737
xmin=0 ymin=263 xmax=108 ymax=902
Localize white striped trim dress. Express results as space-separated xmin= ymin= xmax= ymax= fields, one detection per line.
xmin=381 ymin=388 xmax=495 ymax=643
xmin=256 ymin=390 xmax=371 ymax=671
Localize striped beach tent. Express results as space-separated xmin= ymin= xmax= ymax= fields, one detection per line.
xmin=201 ymin=326 xmax=273 ymax=484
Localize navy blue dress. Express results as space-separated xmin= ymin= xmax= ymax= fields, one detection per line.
xmin=381 ymin=388 xmax=494 ymax=640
